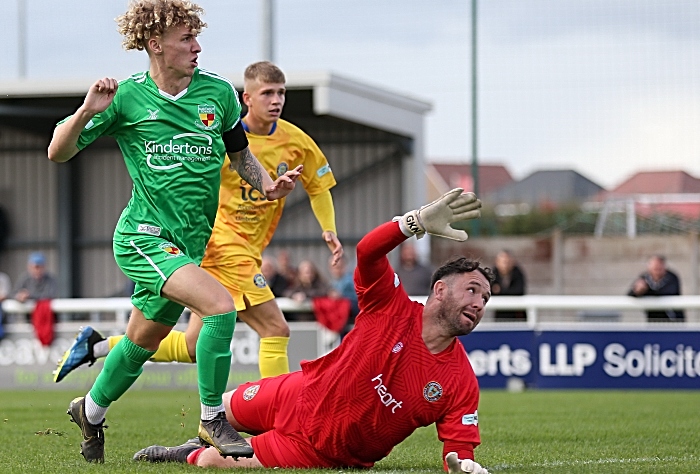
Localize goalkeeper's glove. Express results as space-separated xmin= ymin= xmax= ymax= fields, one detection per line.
xmin=445 ymin=452 xmax=489 ymax=474
xmin=394 ymin=188 xmax=481 ymax=241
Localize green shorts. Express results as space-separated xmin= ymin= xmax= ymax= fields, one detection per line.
xmin=114 ymin=234 xmax=196 ymax=326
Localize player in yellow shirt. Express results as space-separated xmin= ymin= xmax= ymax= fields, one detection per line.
xmin=55 ymin=61 xmax=343 ymax=381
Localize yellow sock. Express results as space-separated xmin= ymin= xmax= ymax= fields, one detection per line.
xmin=151 ymin=330 xmax=193 ymax=363
xmin=108 ymin=335 xmax=123 ymax=351
xmin=109 ymin=331 xmax=192 ymax=363
xmin=259 ymin=337 xmax=290 ymax=378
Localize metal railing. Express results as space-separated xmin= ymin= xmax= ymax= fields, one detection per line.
xmin=1 ymin=297 xmax=313 ymax=334
xmin=4 ymin=295 xmax=700 ymax=331
xmin=411 ymin=295 xmax=700 ymax=327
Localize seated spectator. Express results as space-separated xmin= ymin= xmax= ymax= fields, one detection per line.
xmin=284 ymin=260 xmax=330 ymax=321
xmin=275 ymin=249 xmax=298 ymax=289
xmin=260 ymin=255 xmax=290 ymax=298
xmin=13 ymin=252 xmax=57 ymax=303
xmin=628 ymin=255 xmax=685 ymax=322
xmin=13 ymin=252 xmax=58 ymax=345
xmin=395 ymin=242 xmax=433 ymax=296
xmin=328 ymin=255 xmax=358 ymax=313
xmin=328 ymin=255 xmax=359 ymax=336
xmin=492 ymin=250 xmax=527 ymax=321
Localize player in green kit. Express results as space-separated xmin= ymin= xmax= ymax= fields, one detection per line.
xmin=47 ymin=0 xmax=301 ymax=464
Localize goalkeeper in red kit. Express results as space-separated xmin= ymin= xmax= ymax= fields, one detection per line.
xmin=134 ymin=189 xmax=491 ymax=474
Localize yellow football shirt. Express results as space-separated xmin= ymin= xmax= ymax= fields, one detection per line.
xmin=202 ymin=119 xmax=336 ymax=267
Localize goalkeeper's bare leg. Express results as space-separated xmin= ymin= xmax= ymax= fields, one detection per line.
xmin=135 ymin=390 xmax=263 ymax=467
xmin=188 ymin=390 xmax=266 ymax=467
xmin=190 ymin=391 xmax=260 ymax=467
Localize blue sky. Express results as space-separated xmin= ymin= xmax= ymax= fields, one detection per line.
xmin=4 ymin=0 xmax=699 ymax=189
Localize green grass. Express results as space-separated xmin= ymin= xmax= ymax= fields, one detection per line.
xmin=0 ymin=389 xmax=698 ymax=473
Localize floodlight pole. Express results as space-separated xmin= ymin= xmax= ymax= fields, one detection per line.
xmin=470 ymin=0 xmax=480 ymax=235
xmin=261 ymin=0 xmax=275 ymax=61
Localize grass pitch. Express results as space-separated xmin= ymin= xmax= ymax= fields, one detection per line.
xmin=0 ymin=389 xmax=698 ymax=473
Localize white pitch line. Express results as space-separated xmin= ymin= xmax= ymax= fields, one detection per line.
xmin=361 ymin=454 xmax=699 ymax=473
xmin=489 ymin=454 xmax=699 ymax=470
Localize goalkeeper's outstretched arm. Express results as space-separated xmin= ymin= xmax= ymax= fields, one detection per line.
xmin=354 ymin=189 xmax=482 ymax=309
xmin=355 ymin=221 xmax=408 ymax=291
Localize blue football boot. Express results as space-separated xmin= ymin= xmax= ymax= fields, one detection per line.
xmin=54 ymin=326 xmax=105 ymax=383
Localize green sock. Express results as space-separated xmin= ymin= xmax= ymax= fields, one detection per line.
xmin=89 ymin=335 xmax=156 ymax=408
xmin=197 ymin=311 xmax=236 ymax=408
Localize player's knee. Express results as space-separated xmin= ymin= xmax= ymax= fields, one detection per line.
xmin=270 ymin=318 xmax=290 ymax=337
xmin=208 ymin=297 xmax=236 ymax=316
xmin=260 ymin=318 xmax=290 ymax=338
xmin=269 ymin=308 xmax=290 ymax=335
xmin=280 ymin=326 xmax=291 ymax=338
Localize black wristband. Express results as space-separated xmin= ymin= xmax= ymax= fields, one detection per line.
xmin=222 ymin=121 xmax=249 ymax=154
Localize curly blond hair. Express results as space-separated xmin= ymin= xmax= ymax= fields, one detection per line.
xmin=116 ymin=0 xmax=206 ymax=51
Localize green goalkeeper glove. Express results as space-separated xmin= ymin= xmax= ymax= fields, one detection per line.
xmin=395 ymin=188 xmax=481 ymax=241
xmin=446 ymin=452 xmax=490 ymax=474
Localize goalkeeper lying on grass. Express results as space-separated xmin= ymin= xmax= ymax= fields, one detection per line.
xmin=134 ymin=189 xmax=490 ymax=474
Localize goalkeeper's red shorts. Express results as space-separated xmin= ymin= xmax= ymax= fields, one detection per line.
xmin=230 ymin=371 xmax=334 ymax=468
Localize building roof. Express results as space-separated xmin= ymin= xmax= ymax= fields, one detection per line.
xmin=487 ymin=169 xmax=604 ymax=208
xmin=610 ymin=170 xmax=700 ymax=195
xmin=0 ymin=71 xmax=432 ymax=140
xmin=591 ymin=170 xmax=700 ymax=221
xmin=427 ymin=162 xmax=514 ymax=196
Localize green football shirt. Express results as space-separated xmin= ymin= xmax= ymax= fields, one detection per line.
xmin=63 ymin=68 xmax=242 ymax=262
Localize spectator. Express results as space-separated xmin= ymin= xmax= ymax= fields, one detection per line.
xmin=328 ymin=255 xmax=358 ymax=314
xmin=492 ymin=250 xmax=527 ymax=321
xmin=13 ymin=252 xmax=58 ymax=346
xmin=0 ymin=270 xmax=11 ymax=339
xmin=13 ymin=252 xmax=57 ymax=303
xmin=395 ymin=242 xmax=433 ymax=296
xmin=276 ymin=249 xmax=298 ymax=288
xmin=260 ymin=256 xmax=289 ymax=298
xmin=328 ymin=255 xmax=359 ymax=336
xmin=628 ymin=255 xmax=685 ymax=322
xmin=284 ymin=260 xmax=330 ymax=321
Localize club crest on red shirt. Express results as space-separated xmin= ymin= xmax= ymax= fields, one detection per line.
xmin=243 ymin=384 xmax=260 ymax=401
xmin=423 ymin=381 xmax=443 ymax=402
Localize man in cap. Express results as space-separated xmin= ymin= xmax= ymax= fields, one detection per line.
xmin=13 ymin=252 xmax=57 ymax=303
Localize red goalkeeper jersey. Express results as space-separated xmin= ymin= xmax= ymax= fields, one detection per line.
xmin=298 ymin=222 xmax=480 ymax=467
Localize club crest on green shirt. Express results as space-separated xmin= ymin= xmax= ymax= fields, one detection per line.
xmin=159 ymin=241 xmax=184 ymax=259
xmin=196 ymin=104 xmax=219 ymax=131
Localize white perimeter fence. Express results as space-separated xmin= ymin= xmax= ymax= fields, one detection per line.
xmin=4 ymin=295 xmax=700 ymax=330
xmin=2 ymin=296 xmax=700 ymax=390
